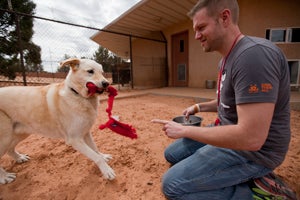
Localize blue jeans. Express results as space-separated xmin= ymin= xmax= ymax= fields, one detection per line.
xmin=162 ymin=138 xmax=272 ymax=200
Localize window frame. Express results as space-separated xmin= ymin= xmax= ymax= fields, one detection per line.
xmin=288 ymin=60 xmax=300 ymax=87
xmin=266 ymin=27 xmax=300 ymax=43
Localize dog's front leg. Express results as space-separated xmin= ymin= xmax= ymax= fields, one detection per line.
xmin=7 ymin=134 xmax=30 ymax=163
xmin=84 ymin=133 xmax=112 ymax=162
xmin=67 ymin=138 xmax=116 ymax=180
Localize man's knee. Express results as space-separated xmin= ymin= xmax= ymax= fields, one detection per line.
xmin=164 ymin=149 xmax=176 ymax=165
xmin=162 ymin=174 xmax=180 ymax=199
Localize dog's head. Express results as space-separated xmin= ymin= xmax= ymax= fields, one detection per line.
xmin=60 ymin=58 xmax=109 ymax=98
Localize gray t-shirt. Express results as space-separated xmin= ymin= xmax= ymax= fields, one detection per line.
xmin=218 ymin=36 xmax=290 ymax=169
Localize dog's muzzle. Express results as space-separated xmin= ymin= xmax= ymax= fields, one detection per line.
xmin=86 ymin=81 xmax=109 ymax=95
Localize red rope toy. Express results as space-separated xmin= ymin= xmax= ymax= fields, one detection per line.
xmin=86 ymin=82 xmax=137 ymax=139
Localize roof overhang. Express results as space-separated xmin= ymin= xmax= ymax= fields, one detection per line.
xmin=91 ymin=0 xmax=198 ymax=59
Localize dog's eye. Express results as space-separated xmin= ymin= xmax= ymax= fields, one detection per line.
xmin=87 ymin=69 xmax=94 ymax=74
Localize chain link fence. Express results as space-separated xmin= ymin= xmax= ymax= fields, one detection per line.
xmin=0 ymin=9 xmax=113 ymax=87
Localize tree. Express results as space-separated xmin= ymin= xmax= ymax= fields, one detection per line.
xmin=93 ymin=46 xmax=126 ymax=73
xmin=93 ymin=46 xmax=111 ymax=72
xmin=24 ymin=42 xmax=42 ymax=72
xmin=0 ymin=0 xmax=42 ymax=79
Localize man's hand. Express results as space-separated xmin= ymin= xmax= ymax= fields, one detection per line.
xmin=151 ymin=119 xmax=186 ymax=139
xmin=183 ymin=104 xmax=200 ymax=118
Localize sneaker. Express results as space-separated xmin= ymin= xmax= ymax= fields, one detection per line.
xmin=249 ymin=172 xmax=297 ymax=200
xmin=251 ymin=183 xmax=285 ymax=200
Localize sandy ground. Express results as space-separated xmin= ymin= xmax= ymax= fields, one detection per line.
xmin=0 ymin=94 xmax=299 ymax=200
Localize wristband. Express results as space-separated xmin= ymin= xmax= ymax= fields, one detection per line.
xmin=193 ymin=104 xmax=200 ymax=113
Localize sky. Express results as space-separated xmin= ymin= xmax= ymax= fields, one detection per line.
xmin=31 ymin=0 xmax=141 ymax=72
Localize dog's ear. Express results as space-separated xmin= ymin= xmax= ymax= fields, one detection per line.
xmin=60 ymin=58 xmax=80 ymax=71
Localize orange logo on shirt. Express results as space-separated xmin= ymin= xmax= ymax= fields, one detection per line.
xmin=261 ymin=83 xmax=273 ymax=92
xmin=248 ymin=84 xmax=259 ymax=93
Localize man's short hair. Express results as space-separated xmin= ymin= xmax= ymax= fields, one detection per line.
xmin=187 ymin=0 xmax=239 ymax=24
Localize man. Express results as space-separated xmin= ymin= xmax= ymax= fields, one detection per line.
xmin=152 ymin=0 xmax=295 ymax=199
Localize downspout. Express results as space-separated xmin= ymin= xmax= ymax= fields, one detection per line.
xmin=160 ymin=31 xmax=168 ymax=87
xmin=129 ymin=35 xmax=134 ymax=89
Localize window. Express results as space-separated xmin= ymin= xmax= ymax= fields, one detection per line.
xmin=288 ymin=28 xmax=300 ymax=42
xmin=180 ymin=40 xmax=184 ymax=52
xmin=266 ymin=28 xmax=300 ymax=43
xmin=271 ymin=29 xmax=286 ymax=42
xmin=177 ymin=64 xmax=186 ymax=81
xmin=288 ymin=60 xmax=300 ymax=86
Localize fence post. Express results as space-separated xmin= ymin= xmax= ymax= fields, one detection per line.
xmin=16 ymin=14 xmax=27 ymax=86
xmin=8 ymin=0 xmax=27 ymax=86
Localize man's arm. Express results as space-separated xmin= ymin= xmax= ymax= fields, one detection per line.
xmin=183 ymin=99 xmax=218 ymax=117
xmin=155 ymin=102 xmax=274 ymax=151
xmin=198 ymin=99 xmax=218 ymax=112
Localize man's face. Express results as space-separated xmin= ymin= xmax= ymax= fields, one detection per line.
xmin=193 ymin=8 xmax=223 ymax=52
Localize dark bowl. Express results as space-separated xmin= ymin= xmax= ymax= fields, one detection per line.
xmin=172 ymin=115 xmax=202 ymax=126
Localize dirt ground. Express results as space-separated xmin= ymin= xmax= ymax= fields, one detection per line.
xmin=0 ymin=94 xmax=299 ymax=200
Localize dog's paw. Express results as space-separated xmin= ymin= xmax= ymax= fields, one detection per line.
xmin=97 ymin=161 xmax=115 ymax=180
xmin=16 ymin=154 xmax=30 ymax=163
xmin=0 ymin=168 xmax=16 ymax=184
xmin=102 ymin=166 xmax=116 ymax=180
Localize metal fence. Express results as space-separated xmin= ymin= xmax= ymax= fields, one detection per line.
xmin=0 ymin=9 xmax=113 ymax=87
xmin=0 ymin=72 xmax=66 ymax=87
